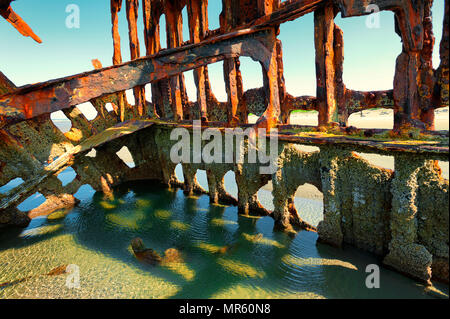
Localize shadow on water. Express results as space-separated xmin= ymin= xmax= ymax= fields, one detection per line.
xmin=0 ymin=180 xmax=448 ymax=299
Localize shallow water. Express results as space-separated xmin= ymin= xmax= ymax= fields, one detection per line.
xmin=0 ymin=178 xmax=448 ymax=299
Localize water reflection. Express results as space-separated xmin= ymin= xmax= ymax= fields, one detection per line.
xmin=0 ymin=181 xmax=447 ymax=299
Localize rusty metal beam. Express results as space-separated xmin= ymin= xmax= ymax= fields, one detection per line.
xmin=245 ymin=0 xmax=325 ymax=29
xmin=0 ymin=28 xmax=276 ymax=127
xmin=0 ymin=120 xmax=155 ymax=210
xmin=0 ymin=2 xmax=42 ymax=43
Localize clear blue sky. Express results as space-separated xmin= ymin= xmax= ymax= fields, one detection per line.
xmin=0 ymin=0 xmax=445 ymax=103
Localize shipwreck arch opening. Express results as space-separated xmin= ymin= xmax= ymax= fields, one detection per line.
xmin=293 ymin=183 xmax=324 ymax=227
xmin=292 ymin=144 xmax=320 ymax=153
xmin=278 ymin=12 xmax=316 ymax=97
xmin=76 ymin=102 xmax=98 ymax=121
xmin=431 ymin=0 xmax=445 ymax=69
xmin=195 ymin=169 xmax=209 ymax=192
xmin=85 ymin=148 xmax=97 ymax=158
xmin=175 ymin=163 xmax=185 ymax=183
xmin=223 ymin=170 xmax=238 ymax=200
xmin=183 ymin=70 xmax=197 ymax=103
xmin=289 ymin=110 xmax=319 ymax=126
xmin=348 ymin=108 xmax=393 ymax=129
xmin=159 ymin=14 xmax=167 ymax=49
xmin=239 ymin=57 xmax=263 ymax=93
xmin=207 ymin=1 xmax=222 ymax=30
xmin=437 ymin=161 xmax=449 ymax=180
xmin=116 ymin=146 xmax=135 ymax=168
xmin=435 ymin=107 xmax=450 ymax=131
xmin=17 ymin=192 xmax=46 ymax=212
xmin=182 ymin=6 xmax=190 ymax=43
xmin=353 ymin=152 xmax=394 ymax=171
xmin=50 ymin=111 xmax=72 ymax=133
xmin=104 ymin=103 xmax=114 ymax=112
xmin=207 ymin=61 xmax=227 ymax=102
xmin=125 ymin=89 xmax=136 ymax=106
xmin=257 ymin=181 xmax=274 ymax=212
xmin=57 ymin=166 xmax=77 ymax=187
xmin=334 ymin=11 xmax=400 ymax=92
xmin=144 ymin=84 xmax=152 ymax=102
xmin=74 ymin=184 xmax=96 ymax=201
xmin=0 ymin=177 xmax=24 ymax=194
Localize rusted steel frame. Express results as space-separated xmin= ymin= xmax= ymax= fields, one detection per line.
xmin=281 ymin=95 xmax=317 ymax=123
xmin=334 ymin=24 xmax=346 ymax=126
xmin=0 ymin=1 xmax=42 ymax=43
xmin=219 ymin=1 xmax=249 ymax=126
xmin=90 ymin=60 xmax=121 ymax=126
xmin=344 ymin=90 xmax=394 ymax=114
xmin=314 ymin=3 xmax=338 ymax=127
xmin=164 ymin=1 xmax=187 ymax=121
xmin=336 ymin=0 xmax=426 ymax=129
xmin=0 ymin=28 xmax=276 ymax=127
xmin=142 ymin=0 xmax=165 ymax=118
xmin=336 ymin=0 xmax=424 ymax=51
xmin=0 ymin=145 xmax=77 ymax=210
xmin=142 ymin=0 xmax=159 ymax=56
xmin=110 ymin=0 xmax=127 ymax=122
xmin=240 ymin=0 xmax=325 ymax=29
xmin=0 ymin=71 xmax=16 ymax=96
xmin=255 ymin=28 xmax=281 ymax=130
xmin=126 ymin=0 xmax=147 ymax=118
xmin=257 ymin=0 xmax=278 ymax=16
xmin=418 ymin=0 xmax=435 ymax=130
xmin=0 ymin=120 xmax=155 ymax=211
xmin=392 ymin=0 xmax=424 ymax=131
xmin=283 ymin=88 xmax=394 ymax=121
xmin=187 ymin=0 xmax=210 ymax=121
xmin=223 ymin=58 xmax=241 ymax=125
xmin=276 ymin=39 xmax=286 ymax=115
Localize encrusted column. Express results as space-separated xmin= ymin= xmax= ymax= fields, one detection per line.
xmin=206 ymin=166 xmax=237 ymax=205
xmin=383 ymin=155 xmax=433 ymax=285
xmin=234 ymin=163 xmax=271 ymax=216
xmin=317 ymin=146 xmax=345 ymax=247
xmin=272 ymin=144 xmax=321 ymax=232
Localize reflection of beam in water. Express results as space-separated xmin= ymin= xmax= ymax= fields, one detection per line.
xmin=210 ymin=283 xmax=326 ymax=299
xmin=19 ymin=224 xmax=63 ymax=238
xmin=217 ymin=257 xmax=266 ymax=279
xmin=242 ymin=233 xmax=285 ymax=249
xmin=282 ymin=254 xmax=358 ymax=271
xmin=170 ymin=220 xmax=190 ymax=231
xmin=210 ymin=218 xmax=238 ymax=227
